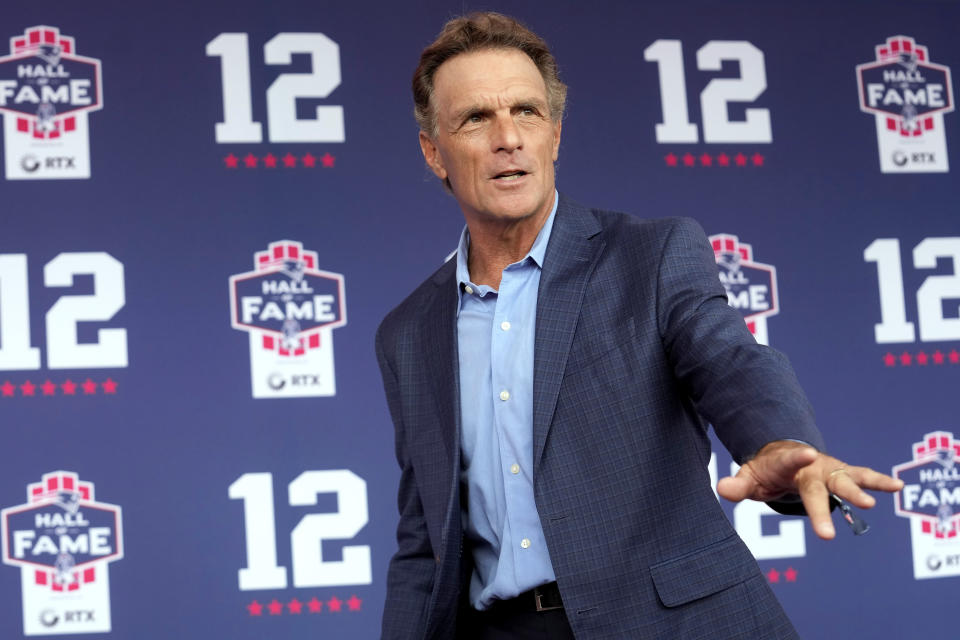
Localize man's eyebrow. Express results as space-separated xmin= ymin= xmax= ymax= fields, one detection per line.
xmin=451 ymin=104 xmax=488 ymax=123
xmin=451 ymin=97 xmax=549 ymax=123
xmin=513 ymin=97 xmax=549 ymax=110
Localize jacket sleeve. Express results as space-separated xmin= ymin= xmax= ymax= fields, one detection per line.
xmin=376 ymin=323 xmax=436 ymax=640
xmin=654 ymin=217 xmax=826 ymax=465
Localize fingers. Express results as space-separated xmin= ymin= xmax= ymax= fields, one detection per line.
xmin=799 ymin=458 xmax=904 ymax=539
xmin=827 ymin=466 xmax=903 ymax=509
xmin=827 ymin=470 xmax=874 ymax=508
xmin=717 ymin=442 xmax=905 ymax=541
xmin=849 ymin=466 xmax=904 ymax=492
xmin=798 ymin=473 xmax=835 ymax=539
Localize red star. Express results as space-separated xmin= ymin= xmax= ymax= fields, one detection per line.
xmin=932 ymin=350 xmax=945 ymax=365
xmin=1 ymin=381 xmax=15 ymax=397
xmin=665 ymin=152 xmax=678 ymax=167
xmin=321 ymin=152 xmax=336 ymax=168
xmin=752 ymin=152 xmax=765 ymax=166
xmin=282 ymin=152 xmax=297 ymax=167
xmin=20 ymin=380 xmax=36 ymax=396
xmin=347 ymin=595 xmax=362 ymax=611
xmin=734 ymin=153 xmax=747 ymax=166
xmin=766 ymin=568 xmax=780 ymax=582
xmin=717 ymin=152 xmax=730 ymax=166
xmin=224 ymin=154 xmax=239 ymax=168
xmin=82 ymin=378 xmax=98 ymax=394
xmin=41 ymin=380 xmax=57 ymax=396
xmin=263 ymin=153 xmax=278 ymax=168
xmin=699 ymin=153 xmax=712 ymax=166
xmin=267 ymin=599 xmax=283 ymax=615
xmin=682 ymin=152 xmax=695 ymax=167
xmin=899 ymin=351 xmax=913 ymax=366
xmin=302 ymin=152 xmax=317 ymax=167
xmin=243 ymin=153 xmax=258 ymax=168
xmin=883 ymin=352 xmax=896 ymax=367
xmin=784 ymin=567 xmax=797 ymax=582
xmin=247 ymin=600 xmax=263 ymax=616
xmin=102 ymin=378 xmax=118 ymax=394
xmin=307 ymin=597 xmax=323 ymax=613
xmin=916 ymin=351 xmax=929 ymax=365
xmin=287 ymin=598 xmax=303 ymax=614
xmin=950 ymin=350 xmax=960 ymax=364
xmin=327 ymin=596 xmax=342 ymax=612
xmin=61 ymin=379 xmax=77 ymax=395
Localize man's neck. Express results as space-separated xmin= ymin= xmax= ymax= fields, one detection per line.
xmin=464 ymin=198 xmax=554 ymax=289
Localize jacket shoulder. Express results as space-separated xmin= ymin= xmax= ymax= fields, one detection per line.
xmin=591 ymin=207 xmax=707 ymax=244
xmin=556 ymin=193 xmax=705 ymax=241
xmin=565 ymin=195 xmax=709 ymax=263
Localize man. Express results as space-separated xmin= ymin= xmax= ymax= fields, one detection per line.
xmin=376 ymin=12 xmax=901 ymax=639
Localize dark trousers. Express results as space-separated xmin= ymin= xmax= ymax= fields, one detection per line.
xmin=457 ymin=605 xmax=576 ymax=639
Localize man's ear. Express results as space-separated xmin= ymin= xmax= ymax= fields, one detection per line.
xmin=419 ymin=131 xmax=447 ymax=180
xmin=552 ymin=118 xmax=562 ymax=162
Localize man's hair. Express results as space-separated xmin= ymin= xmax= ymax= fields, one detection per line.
xmin=412 ymin=12 xmax=567 ymax=137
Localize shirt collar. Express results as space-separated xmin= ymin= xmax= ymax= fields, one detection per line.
xmin=455 ymin=189 xmax=559 ymax=304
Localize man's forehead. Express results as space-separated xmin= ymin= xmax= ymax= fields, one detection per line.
xmin=433 ymin=49 xmax=548 ymax=109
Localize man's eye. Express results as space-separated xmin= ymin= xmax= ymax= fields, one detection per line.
xmin=467 ymin=114 xmax=483 ymax=123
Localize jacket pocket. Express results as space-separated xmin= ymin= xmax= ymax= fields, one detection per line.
xmin=648 ymin=534 xmax=757 ymax=608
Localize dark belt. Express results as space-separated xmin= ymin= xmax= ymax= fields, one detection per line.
xmin=485 ymin=581 xmax=564 ymax=614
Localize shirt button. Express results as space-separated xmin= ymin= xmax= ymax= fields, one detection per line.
xmin=510 ymin=463 xmax=520 ymax=475
xmin=501 ymin=321 xmax=511 ymax=331
xmin=464 ymin=285 xmax=474 ymax=295
xmin=499 ymin=390 xmax=510 ymax=401
xmin=520 ymin=538 xmax=531 ymax=549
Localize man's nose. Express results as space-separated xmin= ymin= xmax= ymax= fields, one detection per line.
xmin=491 ymin=115 xmax=522 ymax=152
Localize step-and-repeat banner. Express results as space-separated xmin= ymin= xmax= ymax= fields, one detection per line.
xmin=1 ymin=1 xmax=956 ymax=638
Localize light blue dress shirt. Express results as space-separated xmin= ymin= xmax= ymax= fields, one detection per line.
xmin=455 ymin=192 xmax=559 ymax=610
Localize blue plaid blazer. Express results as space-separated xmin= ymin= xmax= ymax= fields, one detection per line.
xmin=376 ymin=195 xmax=825 ymax=639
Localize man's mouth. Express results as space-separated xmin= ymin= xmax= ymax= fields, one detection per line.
xmin=493 ymin=170 xmax=527 ymax=181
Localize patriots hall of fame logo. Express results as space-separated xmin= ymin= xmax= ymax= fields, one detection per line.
xmin=0 ymin=26 xmax=103 ymax=180
xmin=893 ymin=431 xmax=960 ymax=580
xmin=1 ymin=471 xmax=124 ymax=635
xmin=229 ymin=240 xmax=346 ymax=399
xmin=857 ymin=35 xmax=954 ymax=173
xmin=710 ymin=234 xmax=779 ymax=346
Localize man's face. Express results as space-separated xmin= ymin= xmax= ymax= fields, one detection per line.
xmin=420 ymin=48 xmax=562 ymax=225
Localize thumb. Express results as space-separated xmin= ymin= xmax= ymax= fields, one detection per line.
xmin=717 ymin=473 xmax=755 ymax=503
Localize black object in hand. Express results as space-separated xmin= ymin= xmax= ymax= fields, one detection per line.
xmin=830 ymin=493 xmax=870 ymax=536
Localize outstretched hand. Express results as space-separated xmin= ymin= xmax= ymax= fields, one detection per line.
xmin=716 ymin=440 xmax=904 ymax=539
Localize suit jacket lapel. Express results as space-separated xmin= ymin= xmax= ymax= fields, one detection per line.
xmin=533 ymin=195 xmax=604 ymax=470
xmin=423 ymin=260 xmax=461 ymax=499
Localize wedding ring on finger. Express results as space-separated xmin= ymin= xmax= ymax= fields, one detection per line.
xmin=827 ymin=467 xmax=849 ymax=492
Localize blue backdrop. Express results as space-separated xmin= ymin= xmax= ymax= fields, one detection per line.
xmin=1 ymin=1 xmax=957 ymax=638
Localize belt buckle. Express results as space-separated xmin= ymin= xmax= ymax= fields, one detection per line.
xmin=534 ymin=586 xmax=562 ymax=612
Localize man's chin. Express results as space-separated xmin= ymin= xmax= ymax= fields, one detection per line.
xmin=480 ymin=206 xmax=542 ymax=225
xmin=480 ymin=193 xmax=551 ymax=223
